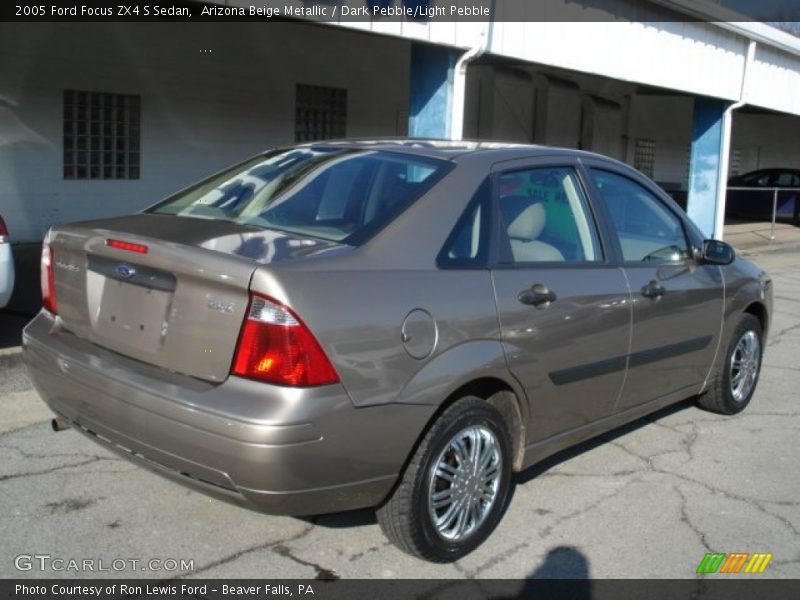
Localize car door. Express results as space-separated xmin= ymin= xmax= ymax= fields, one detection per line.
xmin=584 ymin=164 xmax=724 ymax=410
xmin=489 ymin=158 xmax=632 ymax=444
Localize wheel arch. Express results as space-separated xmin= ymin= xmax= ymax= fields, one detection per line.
xmin=397 ymin=375 xmax=528 ymax=476
xmin=743 ymin=301 xmax=769 ymax=337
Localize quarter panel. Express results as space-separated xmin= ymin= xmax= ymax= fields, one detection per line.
xmin=250 ymin=268 xmax=501 ymax=407
xmin=393 ymin=339 xmax=527 ymax=409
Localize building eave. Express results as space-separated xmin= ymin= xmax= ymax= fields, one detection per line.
xmin=649 ymin=0 xmax=800 ymax=57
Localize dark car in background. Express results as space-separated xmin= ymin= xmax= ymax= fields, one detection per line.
xmin=727 ymin=168 xmax=800 ymax=224
xmin=23 ymin=140 xmax=772 ymax=562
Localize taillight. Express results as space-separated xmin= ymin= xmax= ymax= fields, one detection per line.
xmin=41 ymin=243 xmax=57 ymax=314
xmin=0 ymin=216 xmax=8 ymax=243
xmin=231 ymin=294 xmax=339 ymax=387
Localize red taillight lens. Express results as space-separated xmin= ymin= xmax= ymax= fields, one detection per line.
xmin=232 ymin=294 xmax=339 ymax=387
xmin=41 ymin=243 xmax=57 ymax=314
xmin=107 ymin=239 xmax=148 ymax=254
xmin=0 ymin=216 xmax=8 ymax=243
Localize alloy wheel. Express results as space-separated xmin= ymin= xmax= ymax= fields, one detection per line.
xmin=729 ymin=330 xmax=760 ymax=402
xmin=427 ymin=425 xmax=502 ymax=542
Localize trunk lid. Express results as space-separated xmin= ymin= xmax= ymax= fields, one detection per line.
xmin=49 ymin=214 xmax=342 ymax=382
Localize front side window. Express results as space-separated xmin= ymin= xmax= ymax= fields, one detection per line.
xmin=590 ymin=169 xmax=690 ymax=263
xmin=497 ymin=167 xmax=602 ymax=263
xmin=147 ymin=148 xmax=450 ymax=245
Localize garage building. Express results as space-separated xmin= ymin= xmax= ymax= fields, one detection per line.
xmin=1 ymin=0 xmax=799 ymax=308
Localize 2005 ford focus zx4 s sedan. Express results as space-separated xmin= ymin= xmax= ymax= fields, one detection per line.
xmin=24 ymin=140 xmax=772 ymax=562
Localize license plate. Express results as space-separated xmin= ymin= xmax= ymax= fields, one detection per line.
xmin=95 ymin=279 xmax=170 ymax=353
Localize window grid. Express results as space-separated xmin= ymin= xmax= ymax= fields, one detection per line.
xmin=295 ymin=84 xmax=347 ymax=143
xmin=63 ymin=90 xmax=140 ymax=180
xmin=633 ymin=138 xmax=656 ymax=179
xmin=729 ymin=148 xmax=742 ymax=177
xmin=684 ymin=143 xmax=692 ymax=188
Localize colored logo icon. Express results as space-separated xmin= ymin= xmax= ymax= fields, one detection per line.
xmin=696 ymin=552 xmax=773 ymax=574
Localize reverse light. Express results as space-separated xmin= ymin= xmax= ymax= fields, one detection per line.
xmin=231 ymin=294 xmax=339 ymax=387
xmin=41 ymin=243 xmax=57 ymax=314
xmin=107 ymin=239 xmax=149 ymax=254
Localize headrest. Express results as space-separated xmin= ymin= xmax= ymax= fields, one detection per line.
xmin=506 ymin=199 xmax=546 ymax=241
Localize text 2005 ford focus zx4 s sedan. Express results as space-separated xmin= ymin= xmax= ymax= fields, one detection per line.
xmin=24 ymin=141 xmax=772 ymax=562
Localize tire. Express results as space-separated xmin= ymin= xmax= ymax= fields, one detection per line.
xmin=698 ymin=313 xmax=763 ymax=415
xmin=376 ymin=396 xmax=513 ymax=562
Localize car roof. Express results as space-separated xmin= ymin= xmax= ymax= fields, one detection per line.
xmin=292 ymin=138 xmax=623 ymax=165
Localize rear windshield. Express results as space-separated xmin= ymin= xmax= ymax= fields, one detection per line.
xmin=146 ymin=148 xmax=451 ymax=244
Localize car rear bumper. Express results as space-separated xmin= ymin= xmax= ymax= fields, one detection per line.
xmin=23 ymin=311 xmax=434 ymax=515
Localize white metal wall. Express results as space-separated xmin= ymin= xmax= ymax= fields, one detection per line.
xmin=0 ymin=22 xmax=410 ymax=242
xmin=487 ymin=21 xmax=748 ymax=103
xmin=330 ymin=11 xmax=800 ymax=119
xmin=748 ymin=45 xmax=800 ymax=116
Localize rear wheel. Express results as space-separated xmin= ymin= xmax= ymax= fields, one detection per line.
xmin=698 ymin=313 xmax=763 ymax=415
xmin=376 ymin=396 xmax=513 ymax=562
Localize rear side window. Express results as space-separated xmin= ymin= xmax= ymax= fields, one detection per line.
xmin=438 ymin=178 xmax=491 ymax=268
xmin=147 ymin=148 xmax=450 ymax=245
xmin=775 ymin=172 xmax=800 ymax=187
xmin=590 ymin=169 xmax=690 ymax=263
xmin=735 ymin=171 xmax=773 ymax=187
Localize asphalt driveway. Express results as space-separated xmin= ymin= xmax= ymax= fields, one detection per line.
xmin=1 ymin=252 xmax=798 ymax=579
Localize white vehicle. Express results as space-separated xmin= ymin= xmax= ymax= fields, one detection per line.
xmin=0 ymin=216 xmax=14 ymax=308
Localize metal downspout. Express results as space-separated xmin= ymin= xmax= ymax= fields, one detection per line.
xmin=714 ymin=40 xmax=756 ymax=240
xmin=450 ymin=19 xmax=494 ymax=140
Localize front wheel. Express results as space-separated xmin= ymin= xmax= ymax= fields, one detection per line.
xmin=698 ymin=313 xmax=763 ymax=415
xmin=376 ymin=396 xmax=513 ymax=562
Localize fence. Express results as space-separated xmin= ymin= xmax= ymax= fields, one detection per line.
xmin=726 ymin=186 xmax=800 ymax=240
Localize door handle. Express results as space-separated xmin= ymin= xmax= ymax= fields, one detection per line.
xmin=641 ymin=280 xmax=666 ymax=299
xmin=518 ymin=283 xmax=557 ymax=307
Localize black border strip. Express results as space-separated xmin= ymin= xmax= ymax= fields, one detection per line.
xmin=4 ymin=579 xmax=800 ymax=600
xmin=2 ymin=0 xmax=786 ymax=23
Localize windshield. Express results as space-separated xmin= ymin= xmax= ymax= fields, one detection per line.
xmin=146 ymin=148 xmax=451 ymax=244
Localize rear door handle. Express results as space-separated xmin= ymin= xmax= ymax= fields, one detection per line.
xmin=518 ymin=283 xmax=557 ymax=307
xmin=641 ymin=280 xmax=666 ymax=299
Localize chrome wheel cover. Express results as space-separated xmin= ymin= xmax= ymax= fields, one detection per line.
xmin=427 ymin=425 xmax=502 ymax=542
xmin=730 ymin=330 xmax=760 ymax=402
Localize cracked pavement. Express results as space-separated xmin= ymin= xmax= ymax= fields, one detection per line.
xmin=1 ymin=255 xmax=798 ymax=579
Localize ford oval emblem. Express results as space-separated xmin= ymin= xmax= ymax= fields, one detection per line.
xmin=116 ymin=264 xmax=136 ymax=279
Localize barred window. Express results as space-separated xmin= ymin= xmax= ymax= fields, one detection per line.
xmin=295 ymin=84 xmax=347 ymax=143
xmin=633 ymin=138 xmax=656 ymax=179
xmin=63 ymin=90 xmax=140 ymax=180
xmin=729 ymin=148 xmax=742 ymax=177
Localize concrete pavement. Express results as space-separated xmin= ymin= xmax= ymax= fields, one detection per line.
xmin=0 ymin=249 xmax=798 ymax=579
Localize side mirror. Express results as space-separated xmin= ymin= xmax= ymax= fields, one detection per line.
xmin=701 ymin=239 xmax=735 ymax=265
